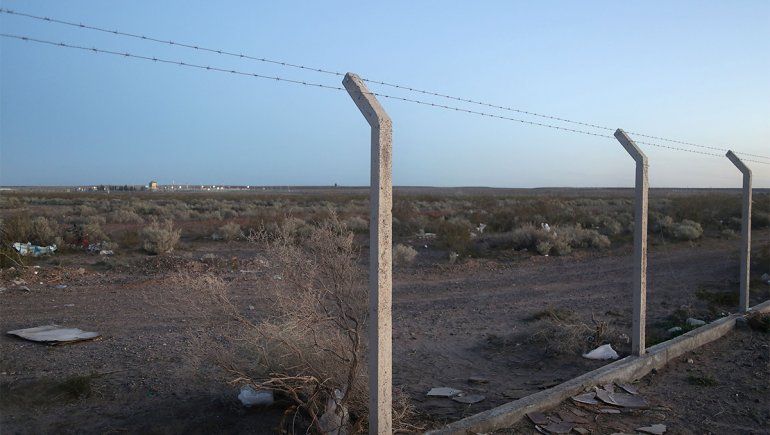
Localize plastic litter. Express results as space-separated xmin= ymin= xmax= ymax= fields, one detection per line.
xmin=12 ymin=242 xmax=57 ymax=257
xmin=237 ymin=385 xmax=274 ymax=407
xmin=582 ymin=343 xmax=619 ymax=360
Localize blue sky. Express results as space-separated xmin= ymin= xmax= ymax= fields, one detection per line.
xmin=1 ymin=1 xmax=768 ymax=187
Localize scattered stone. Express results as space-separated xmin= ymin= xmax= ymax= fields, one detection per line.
xmin=761 ymin=273 xmax=770 ymax=285
xmin=582 ymin=343 xmax=619 ymax=360
xmin=18 ymin=286 xmax=31 ymax=292
xmin=667 ymin=326 xmax=683 ymax=334
xmin=636 ymin=423 xmax=667 ymax=434
xmin=569 ymin=407 xmax=588 ymax=417
xmin=426 ymin=387 xmax=462 ymax=397
xmin=55 ymin=284 xmax=68 ymax=289
xmin=526 ymin=411 xmax=550 ymax=425
xmin=573 ymin=427 xmax=590 ymax=435
xmin=468 ymin=376 xmax=489 ymax=384
xmin=686 ymin=318 xmax=706 ymax=327
xmin=452 ymin=394 xmax=485 ymax=404
xmin=237 ymin=385 xmax=274 ymax=407
xmin=687 ymin=358 xmax=694 ymax=364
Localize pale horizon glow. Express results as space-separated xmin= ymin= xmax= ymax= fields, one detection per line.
xmin=1 ymin=1 xmax=769 ymax=188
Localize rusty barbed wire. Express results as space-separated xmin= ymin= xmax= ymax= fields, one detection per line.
xmin=2 ymin=7 xmax=767 ymax=161
xmin=1 ymin=33 xmax=768 ymax=165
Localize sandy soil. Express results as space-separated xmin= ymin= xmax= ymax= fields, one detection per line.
xmin=0 ymin=232 xmax=768 ymax=433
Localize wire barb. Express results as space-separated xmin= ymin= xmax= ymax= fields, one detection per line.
xmin=1 ymin=32 xmax=768 ymax=166
xmin=1 ymin=7 xmax=766 ymax=161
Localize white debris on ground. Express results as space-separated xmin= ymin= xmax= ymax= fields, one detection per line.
xmin=582 ymin=343 xmax=619 ymax=360
xmin=12 ymin=242 xmax=57 ymax=257
xmin=427 ymin=386 xmax=486 ymax=404
xmin=7 ymin=325 xmax=99 ymax=344
xmin=237 ymin=385 xmax=274 ymax=407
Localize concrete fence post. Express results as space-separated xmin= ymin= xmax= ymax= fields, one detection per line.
xmin=343 ymin=72 xmax=393 ymax=434
xmin=614 ymin=129 xmax=649 ymax=356
xmin=725 ymin=150 xmax=752 ymax=313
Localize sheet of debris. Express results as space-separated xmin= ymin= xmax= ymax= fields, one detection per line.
xmin=7 ymin=325 xmax=100 ymax=344
xmin=522 ymin=382 xmax=666 ymax=434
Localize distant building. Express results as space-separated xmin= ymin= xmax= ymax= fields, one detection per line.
xmin=149 ymin=180 xmax=158 ymax=191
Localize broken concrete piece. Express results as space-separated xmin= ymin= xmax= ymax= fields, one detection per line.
xmin=541 ymin=421 xmax=574 ymax=434
xmin=452 ymin=394 xmax=485 ymax=404
xmin=557 ymin=410 xmax=587 ymax=424
xmin=426 ymin=387 xmax=462 ymax=397
xmin=667 ymin=326 xmax=683 ymax=334
xmin=616 ymin=382 xmax=639 ymax=395
xmin=238 ymin=385 xmax=274 ymax=407
xmin=526 ymin=412 xmax=550 ymax=425
xmin=597 ymin=408 xmax=621 ymax=414
xmin=636 ymin=423 xmax=666 ymax=434
xmin=609 ymin=392 xmax=648 ymax=408
xmin=7 ymin=325 xmax=99 ymax=344
xmin=582 ymin=344 xmax=619 ymax=360
xmin=572 ymin=392 xmax=599 ymax=405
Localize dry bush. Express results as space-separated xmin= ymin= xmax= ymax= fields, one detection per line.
xmin=670 ymin=219 xmax=703 ymax=241
xmin=108 ymin=208 xmax=144 ymax=224
xmin=140 ymin=220 xmax=181 ymax=254
xmin=393 ymin=244 xmax=418 ymax=265
xmin=510 ymin=223 xmax=609 ymax=256
xmin=217 ymin=222 xmax=242 ymax=241
xmin=345 ymin=216 xmax=369 ymax=233
xmin=192 ymin=216 xmax=416 ymax=432
xmin=528 ymin=311 xmax=629 ymax=355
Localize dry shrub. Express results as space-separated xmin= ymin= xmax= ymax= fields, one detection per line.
xmin=528 ymin=312 xmax=629 ymax=355
xmin=511 ymin=223 xmax=609 ymax=256
xmin=108 ymin=208 xmax=144 ymax=224
xmin=193 ymin=216 xmax=415 ymax=432
xmin=140 ymin=220 xmax=181 ymax=254
xmin=393 ymin=244 xmax=418 ymax=265
xmin=217 ymin=222 xmax=242 ymax=241
xmin=345 ymin=216 xmax=369 ymax=233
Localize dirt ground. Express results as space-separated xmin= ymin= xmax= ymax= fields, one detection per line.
xmin=505 ymin=326 xmax=769 ymax=434
xmin=1 ymin=231 xmax=768 ymax=433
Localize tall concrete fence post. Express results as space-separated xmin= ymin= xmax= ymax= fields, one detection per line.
xmin=614 ymin=129 xmax=649 ymax=356
xmin=343 ymin=72 xmax=393 ymax=434
xmin=725 ymin=150 xmax=752 ymax=313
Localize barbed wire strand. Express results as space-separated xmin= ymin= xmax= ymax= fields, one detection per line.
xmin=2 ymin=33 xmax=768 ymax=166
xmin=2 ymin=7 xmax=767 ymax=161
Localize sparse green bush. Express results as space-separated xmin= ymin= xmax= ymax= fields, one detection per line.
xmin=393 ymin=244 xmax=418 ymax=265
xmin=140 ymin=220 xmax=181 ymax=254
